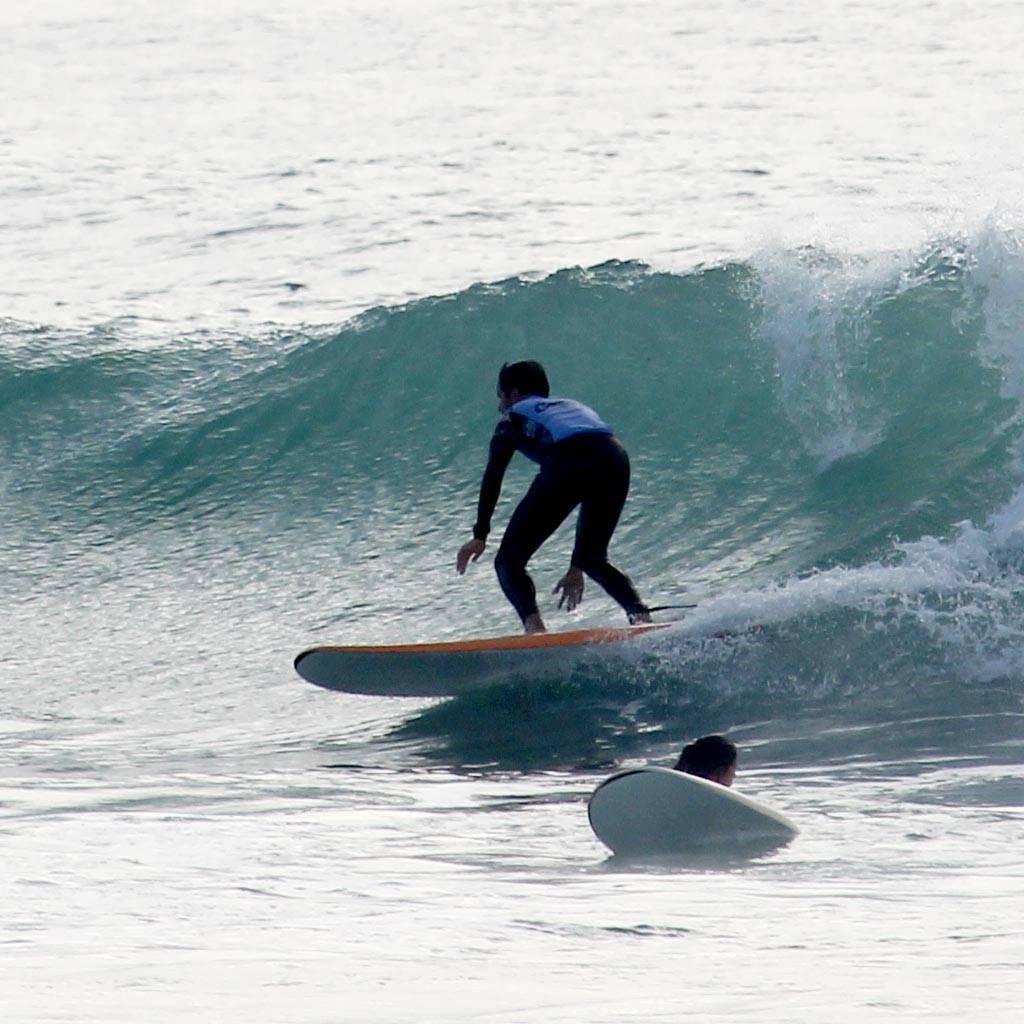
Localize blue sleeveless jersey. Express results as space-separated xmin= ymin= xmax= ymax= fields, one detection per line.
xmin=508 ymin=397 xmax=612 ymax=454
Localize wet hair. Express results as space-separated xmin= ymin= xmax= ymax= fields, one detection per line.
xmin=498 ymin=360 xmax=550 ymax=399
xmin=674 ymin=735 xmax=738 ymax=778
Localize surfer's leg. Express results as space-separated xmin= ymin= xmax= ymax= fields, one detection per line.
xmin=572 ymin=441 xmax=649 ymax=622
xmin=495 ymin=472 xmax=579 ymax=628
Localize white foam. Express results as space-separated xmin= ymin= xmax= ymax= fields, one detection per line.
xmin=967 ymin=215 xmax=1024 ymax=403
xmin=657 ymin=481 xmax=1024 ymax=684
xmin=751 ymin=245 xmax=906 ymax=467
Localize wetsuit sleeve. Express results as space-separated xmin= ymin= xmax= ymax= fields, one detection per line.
xmin=473 ymin=422 xmax=516 ymax=540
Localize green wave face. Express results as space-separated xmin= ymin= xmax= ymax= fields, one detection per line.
xmin=5 ymin=238 xmax=1024 ymax=765
xmin=4 ymin=246 xmax=1022 ymax=586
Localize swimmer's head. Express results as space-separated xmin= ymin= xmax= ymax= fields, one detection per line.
xmin=674 ymin=734 xmax=738 ymax=787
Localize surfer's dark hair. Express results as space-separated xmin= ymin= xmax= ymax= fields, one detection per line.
xmin=498 ymin=360 xmax=550 ymax=398
xmin=674 ymin=735 xmax=738 ymax=776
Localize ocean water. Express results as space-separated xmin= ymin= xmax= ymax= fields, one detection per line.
xmin=3 ymin=1 xmax=1024 ymax=1021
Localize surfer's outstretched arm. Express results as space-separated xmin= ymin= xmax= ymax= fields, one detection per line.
xmin=457 ymin=423 xmax=515 ymax=574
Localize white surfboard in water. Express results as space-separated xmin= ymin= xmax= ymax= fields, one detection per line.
xmin=588 ymin=766 xmax=798 ymax=857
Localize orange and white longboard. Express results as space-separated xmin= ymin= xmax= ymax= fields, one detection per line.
xmin=294 ymin=623 xmax=671 ymax=697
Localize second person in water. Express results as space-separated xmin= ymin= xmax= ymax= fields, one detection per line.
xmin=456 ymin=360 xmax=649 ymax=633
xmin=674 ymin=735 xmax=738 ymax=787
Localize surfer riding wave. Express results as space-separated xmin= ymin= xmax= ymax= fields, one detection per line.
xmin=456 ymin=360 xmax=650 ymax=633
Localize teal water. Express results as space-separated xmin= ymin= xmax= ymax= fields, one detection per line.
xmin=3 ymin=2 xmax=1024 ymax=1021
xmin=6 ymin=244 xmax=1023 ymax=568
xmin=5 ymin=238 xmax=1024 ymax=767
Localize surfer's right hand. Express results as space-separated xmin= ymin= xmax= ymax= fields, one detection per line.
xmin=457 ymin=538 xmax=486 ymax=574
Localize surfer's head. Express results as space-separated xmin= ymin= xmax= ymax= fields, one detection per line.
xmin=497 ymin=360 xmax=550 ymax=411
xmin=674 ymin=734 xmax=738 ymax=787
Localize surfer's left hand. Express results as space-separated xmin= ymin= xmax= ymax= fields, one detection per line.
xmin=554 ymin=567 xmax=585 ymax=611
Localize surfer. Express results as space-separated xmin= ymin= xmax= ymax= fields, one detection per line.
xmin=456 ymin=360 xmax=649 ymax=634
xmin=673 ymin=735 xmax=738 ymax=788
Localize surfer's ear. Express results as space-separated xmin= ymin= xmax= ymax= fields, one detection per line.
xmin=497 ymin=386 xmax=522 ymax=412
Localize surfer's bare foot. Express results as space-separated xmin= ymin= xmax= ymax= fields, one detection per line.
xmin=523 ymin=613 xmax=547 ymax=634
xmin=629 ymin=609 xmax=652 ymax=624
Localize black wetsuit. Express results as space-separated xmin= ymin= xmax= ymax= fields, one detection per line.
xmin=472 ymin=396 xmax=647 ymax=624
